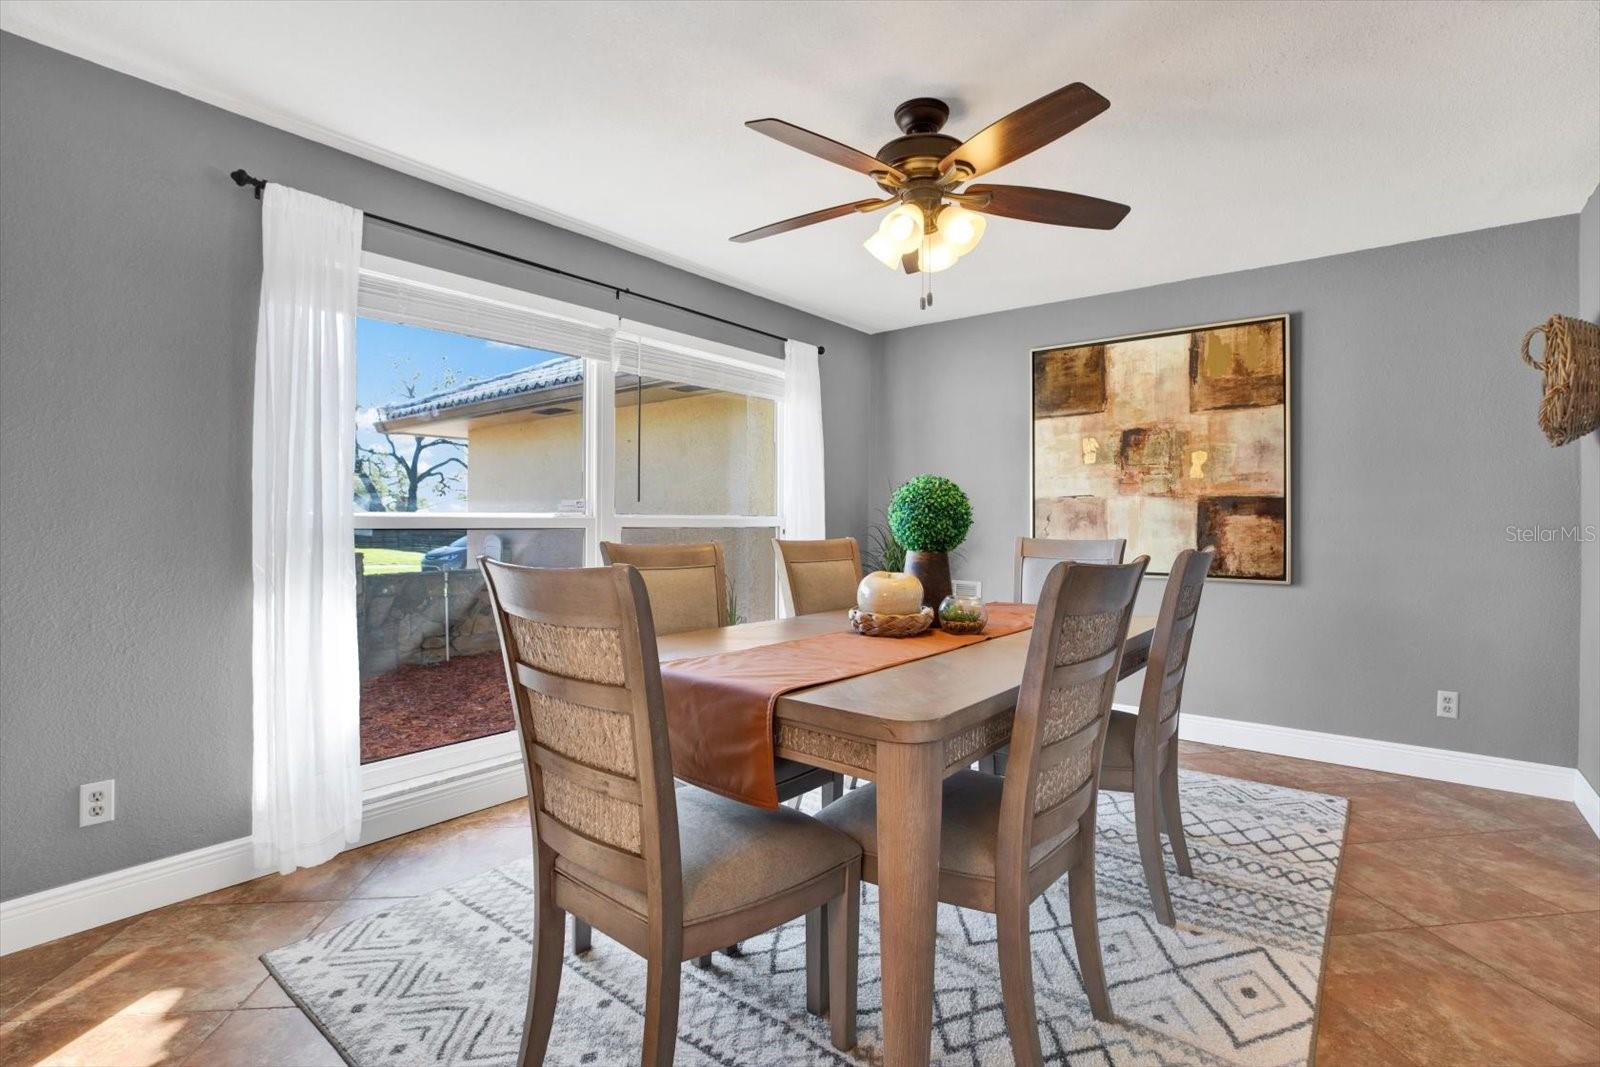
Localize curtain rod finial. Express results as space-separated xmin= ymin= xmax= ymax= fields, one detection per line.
xmin=230 ymin=168 xmax=266 ymax=199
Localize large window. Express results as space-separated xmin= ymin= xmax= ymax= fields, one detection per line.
xmin=355 ymin=319 xmax=585 ymax=515
xmin=353 ymin=255 xmax=786 ymax=767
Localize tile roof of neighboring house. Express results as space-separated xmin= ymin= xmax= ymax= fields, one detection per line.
xmin=378 ymin=356 xmax=585 ymax=422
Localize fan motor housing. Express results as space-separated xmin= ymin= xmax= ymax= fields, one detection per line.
xmin=877 ymin=98 xmax=962 ymax=188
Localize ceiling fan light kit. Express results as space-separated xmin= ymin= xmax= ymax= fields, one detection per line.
xmin=731 ymin=83 xmax=1130 ymax=308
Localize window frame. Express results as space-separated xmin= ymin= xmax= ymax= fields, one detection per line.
xmin=353 ymin=254 xmax=787 ymax=788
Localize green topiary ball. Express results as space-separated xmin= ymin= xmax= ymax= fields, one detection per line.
xmin=887 ymin=475 xmax=973 ymax=553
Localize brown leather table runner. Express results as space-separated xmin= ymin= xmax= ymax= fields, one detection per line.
xmin=661 ymin=603 xmax=1035 ymax=808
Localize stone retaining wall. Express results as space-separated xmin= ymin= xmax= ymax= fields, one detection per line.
xmin=356 ymin=566 xmax=498 ymax=681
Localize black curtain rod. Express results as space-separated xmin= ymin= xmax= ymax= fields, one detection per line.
xmin=229 ymin=169 xmax=822 ymax=355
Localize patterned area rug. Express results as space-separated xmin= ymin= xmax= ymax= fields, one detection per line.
xmin=265 ymin=771 xmax=1347 ymax=1066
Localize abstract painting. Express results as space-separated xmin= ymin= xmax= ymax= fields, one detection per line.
xmin=1031 ymin=315 xmax=1291 ymax=582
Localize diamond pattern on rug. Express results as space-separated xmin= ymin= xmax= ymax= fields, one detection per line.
xmin=264 ymin=770 xmax=1346 ymax=1066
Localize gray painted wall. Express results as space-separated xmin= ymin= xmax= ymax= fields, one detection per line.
xmin=0 ymin=32 xmax=875 ymax=899
xmin=874 ymin=218 xmax=1581 ymax=767
xmin=1 ymin=27 xmax=1590 ymax=903
xmin=1579 ymin=184 xmax=1600 ymax=792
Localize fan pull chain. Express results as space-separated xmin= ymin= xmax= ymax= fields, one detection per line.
xmin=919 ymin=233 xmax=931 ymax=310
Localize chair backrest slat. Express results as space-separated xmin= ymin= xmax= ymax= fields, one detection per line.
xmin=1014 ymin=536 xmax=1128 ymax=603
xmin=516 ymin=663 xmax=636 ymax=715
xmin=535 ymin=814 xmax=650 ymax=891
xmin=601 ymin=541 xmax=727 ymax=635
xmin=998 ymin=555 xmax=1148 ymax=870
xmin=1136 ymin=547 xmax=1215 ymax=746
xmin=530 ymin=743 xmax=644 ymax=804
xmin=482 ymin=559 xmax=683 ymax=927
xmin=775 ymin=536 xmax=862 ymax=615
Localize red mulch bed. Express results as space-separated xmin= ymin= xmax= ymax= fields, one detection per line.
xmin=360 ymin=653 xmax=514 ymax=763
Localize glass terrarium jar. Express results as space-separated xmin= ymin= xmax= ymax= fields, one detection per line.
xmin=938 ymin=593 xmax=987 ymax=635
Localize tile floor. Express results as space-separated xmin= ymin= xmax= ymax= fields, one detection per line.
xmin=1 ymin=743 xmax=1595 ymax=1066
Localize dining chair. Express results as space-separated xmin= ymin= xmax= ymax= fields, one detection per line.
xmin=1014 ymin=535 xmax=1128 ymax=603
xmin=481 ymin=559 xmax=862 ymax=1066
xmin=1098 ymin=546 xmax=1214 ymax=927
xmin=594 ymin=540 xmax=845 ymax=967
xmin=774 ymin=536 xmax=862 ymax=615
xmin=817 ymin=555 xmax=1149 ymax=1064
xmin=979 ymin=536 xmax=1130 ymax=775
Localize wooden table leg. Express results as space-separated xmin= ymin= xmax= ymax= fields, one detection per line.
xmin=875 ymin=740 xmax=944 ymax=1067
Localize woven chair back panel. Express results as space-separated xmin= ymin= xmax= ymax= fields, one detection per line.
xmin=788 ymin=558 xmax=860 ymax=614
xmin=506 ymin=616 xmax=626 ymax=685
xmin=542 ymin=776 xmax=643 ymax=855
xmin=526 ymin=691 xmax=637 ymax=777
xmin=1041 ymin=678 xmax=1104 ymax=746
xmin=1036 ymin=749 xmax=1097 ymax=812
xmin=638 ymin=566 xmax=722 ymax=635
xmin=1052 ymin=610 xmax=1123 ymax=666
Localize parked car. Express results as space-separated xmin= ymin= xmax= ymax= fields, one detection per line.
xmin=421 ymin=536 xmax=469 ymax=571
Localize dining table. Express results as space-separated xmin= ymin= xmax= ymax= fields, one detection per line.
xmin=656 ymin=608 xmax=1157 ymax=1067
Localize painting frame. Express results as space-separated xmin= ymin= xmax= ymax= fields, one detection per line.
xmin=1028 ymin=313 xmax=1293 ymax=585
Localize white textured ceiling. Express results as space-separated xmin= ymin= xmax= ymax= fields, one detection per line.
xmin=3 ymin=0 xmax=1597 ymax=333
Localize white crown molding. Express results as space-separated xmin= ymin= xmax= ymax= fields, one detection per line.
xmin=0 ymin=16 xmax=876 ymax=337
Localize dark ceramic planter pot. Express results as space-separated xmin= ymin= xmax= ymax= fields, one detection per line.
xmin=904 ymin=550 xmax=952 ymax=626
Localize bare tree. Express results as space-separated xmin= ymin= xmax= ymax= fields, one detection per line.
xmin=356 ymin=434 xmax=465 ymax=512
xmin=355 ymin=358 xmax=471 ymax=512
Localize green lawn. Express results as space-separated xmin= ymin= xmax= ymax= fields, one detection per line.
xmin=358 ymin=547 xmax=425 ymax=575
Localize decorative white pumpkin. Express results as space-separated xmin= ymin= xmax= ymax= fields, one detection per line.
xmin=856 ymin=570 xmax=924 ymax=615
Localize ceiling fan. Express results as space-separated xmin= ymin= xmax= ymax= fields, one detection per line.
xmin=730 ymin=83 xmax=1129 ymax=304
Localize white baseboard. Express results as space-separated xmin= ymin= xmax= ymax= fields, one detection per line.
xmin=0 ymin=754 xmax=528 ymax=956
xmin=358 ymin=750 xmax=526 ymax=848
xmin=1575 ymin=770 xmax=1600 ymax=839
xmin=1159 ymin=707 xmax=1581 ymax=801
xmin=0 ymin=836 xmax=259 ymax=957
xmin=7 ymin=714 xmax=1590 ymax=956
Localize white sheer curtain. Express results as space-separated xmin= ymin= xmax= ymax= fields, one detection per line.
xmin=779 ymin=340 xmax=828 ymax=613
xmin=251 ymin=185 xmax=365 ymax=875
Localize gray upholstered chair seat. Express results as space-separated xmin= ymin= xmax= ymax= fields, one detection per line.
xmin=815 ymin=771 xmax=1077 ymax=884
xmin=558 ymin=785 xmax=859 ymax=924
xmin=1099 ymin=708 xmax=1137 ymax=770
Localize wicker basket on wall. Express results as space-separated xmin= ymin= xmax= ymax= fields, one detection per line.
xmin=1522 ymin=315 xmax=1600 ymax=446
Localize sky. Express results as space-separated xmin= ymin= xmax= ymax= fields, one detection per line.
xmin=355 ymin=317 xmax=565 ymax=510
xmin=355 ymin=317 xmax=564 ymax=412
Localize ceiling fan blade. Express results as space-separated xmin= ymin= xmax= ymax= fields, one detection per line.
xmin=901 ymin=251 xmax=920 ymax=275
xmin=939 ymin=83 xmax=1109 ymax=179
xmin=746 ymin=119 xmax=906 ymax=181
xmin=729 ymin=198 xmax=890 ymax=243
xmin=966 ymin=185 xmax=1130 ymax=229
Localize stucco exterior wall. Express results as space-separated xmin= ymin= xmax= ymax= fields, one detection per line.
xmin=468 ymin=411 xmax=584 ymax=512
xmin=466 ymin=391 xmax=776 ymax=516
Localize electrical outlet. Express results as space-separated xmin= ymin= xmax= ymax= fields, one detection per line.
xmin=1436 ymin=690 xmax=1459 ymax=720
xmin=952 ymin=579 xmax=982 ymax=599
xmin=80 ymin=780 xmax=115 ymax=827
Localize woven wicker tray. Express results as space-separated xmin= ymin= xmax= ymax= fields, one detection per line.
xmin=848 ymin=606 xmax=934 ymax=638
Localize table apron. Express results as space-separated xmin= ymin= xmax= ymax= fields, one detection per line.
xmin=772 ymin=633 xmax=1150 ymax=782
xmin=775 ymin=710 xmax=1014 ymax=782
